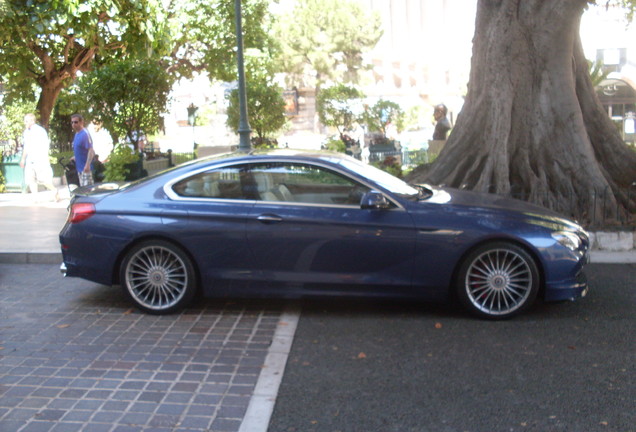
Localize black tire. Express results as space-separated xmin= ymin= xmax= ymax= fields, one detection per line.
xmin=120 ymin=240 xmax=196 ymax=314
xmin=456 ymin=242 xmax=539 ymax=319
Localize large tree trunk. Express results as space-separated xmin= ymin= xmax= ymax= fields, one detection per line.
xmin=36 ymin=80 xmax=65 ymax=130
xmin=29 ymin=40 xmax=97 ymax=129
xmin=407 ymin=0 xmax=636 ymax=223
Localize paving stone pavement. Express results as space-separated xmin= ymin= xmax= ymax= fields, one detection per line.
xmin=0 ymin=264 xmax=294 ymax=432
xmin=0 ymin=191 xmax=633 ymax=432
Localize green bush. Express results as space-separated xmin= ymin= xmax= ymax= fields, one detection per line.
xmin=372 ymin=155 xmax=403 ymax=178
xmin=104 ymin=145 xmax=139 ymax=181
xmin=323 ymin=136 xmax=346 ymax=153
xmin=50 ymin=151 xmax=75 ymax=178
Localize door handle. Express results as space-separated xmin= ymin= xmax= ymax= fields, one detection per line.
xmin=257 ymin=214 xmax=283 ymax=223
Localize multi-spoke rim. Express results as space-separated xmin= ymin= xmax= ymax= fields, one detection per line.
xmin=124 ymin=245 xmax=189 ymax=311
xmin=464 ymin=248 xmax=533 ymax=316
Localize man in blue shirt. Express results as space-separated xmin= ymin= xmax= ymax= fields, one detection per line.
xmin=71 ymin=114 xmax=95 ymax=186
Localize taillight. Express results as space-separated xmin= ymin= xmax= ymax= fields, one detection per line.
xmin=68 ymin=203 xmax=96 ymax=224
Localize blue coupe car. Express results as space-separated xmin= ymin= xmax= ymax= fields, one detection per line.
xmin=60 ymin=150 xmax=589 ymax=319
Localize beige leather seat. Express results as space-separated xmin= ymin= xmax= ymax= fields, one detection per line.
xmin=253 ymin=172 xmax=278 ymax=201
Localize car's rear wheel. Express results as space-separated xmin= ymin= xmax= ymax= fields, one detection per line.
xmin=120 ymin=240 xmax=196 ymax=314
xmin=456 ymin=242 xmax=539 ymax=319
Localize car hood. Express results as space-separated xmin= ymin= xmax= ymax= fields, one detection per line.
xmin=418 ymin=185 xmax=583 ymax=231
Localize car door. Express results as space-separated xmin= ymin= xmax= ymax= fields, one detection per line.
xmin=244 ymin=161 xmax=417 ymax=292
xmin=168 ymin=164 xmax=256 ymax=282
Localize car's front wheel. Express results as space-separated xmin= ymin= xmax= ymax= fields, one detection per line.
xmin=456 ymin=242 xmax=539 ymax=319
xmin=120 ymin=240 xmax=196 ymax=314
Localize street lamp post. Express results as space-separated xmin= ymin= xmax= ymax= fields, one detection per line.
xmin=234 ymin=0 xmax=251 ymax=152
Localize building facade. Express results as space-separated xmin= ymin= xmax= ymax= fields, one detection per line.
xmin=582 ymin=3 xmax=636 ymax=145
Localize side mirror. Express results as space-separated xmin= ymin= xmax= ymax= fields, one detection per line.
xmin=360 ymin=191 xmax=391 ymax=210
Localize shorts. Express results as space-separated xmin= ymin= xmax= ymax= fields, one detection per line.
xmin=79 ymin=171 xmax=94 ymax=187
xmin=24 ymin=163 xmax=53 ymax=186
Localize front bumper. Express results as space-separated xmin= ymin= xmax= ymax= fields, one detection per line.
xmin=544 ymin=265 xmax=589 ymax=302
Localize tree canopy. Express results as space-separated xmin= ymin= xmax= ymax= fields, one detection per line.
xmin=78 ymin=59 xmax=172 ymax=149
xmin=362 ymin=99 xmax=404 ymax=137
xmin=0 ymin=0 xmax=161 ymax=127
xmin=157 ymin=0 xmax=273 ymax=82
xmin=0 ymin=0 xmax=272 ymax=129
xmin=226 ymin=76 xmax=288 ymax=144
xmin=316 ymin=84 xmax=365 ymax=136
xmin=275 ymin=0 xmax=382 ymax=90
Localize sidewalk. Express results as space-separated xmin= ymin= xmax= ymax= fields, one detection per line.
xmin=0 ymin=189 xmax=69 ymax=263
xmin=1 ymin=190 xmax=635 ymax=264
xmin=0 ymin=191 xmax=297 ymax=432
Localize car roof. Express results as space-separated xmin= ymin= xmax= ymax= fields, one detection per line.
xmin=191 ymin=148 xmax=353 ymax=167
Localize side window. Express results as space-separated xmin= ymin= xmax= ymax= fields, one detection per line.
xmin=172 ymin=166 xmax=247 ymax=199
xmin=249 ymin=162 xmax=370 ymax=205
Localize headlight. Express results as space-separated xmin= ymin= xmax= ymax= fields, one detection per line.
xmin=551 ymin=231 xmax=582 ymax=251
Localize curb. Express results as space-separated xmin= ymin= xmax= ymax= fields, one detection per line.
xmin=589 ymin=231 xmax=636 ymax=253
xmin=239 ymin=305 xmax=300 ymax=432
xmin=0 ymin=252 xmax=62 ymax=264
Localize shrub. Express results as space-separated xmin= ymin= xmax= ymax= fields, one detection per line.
xmin=104 ymin=145 xmax=139 ymax=181
xmin=372 ymin=155 xmax=403 ymax=178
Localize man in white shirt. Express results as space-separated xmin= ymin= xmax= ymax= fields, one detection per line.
xmin=19 ymin=113 xmax=57 ymax=199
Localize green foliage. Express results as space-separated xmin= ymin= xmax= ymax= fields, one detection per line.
xmin=0 ymin=170 xmax=5 ymax=193
xmin=611 ymin=0 xmax=636 ymax=21
xmin=0 ymin=0 xmax=274 ymax=128
xmin=0 ymin=99 xmax=36 ymax=154
xmin=163 ymin=0 xmax=274 ymax=82
xmin=317 ymin=84 xmax=365 ymax=135
xmin=362 ymin=99 xmax=405 ymax=136
xmin=372 ymin=155 xmax=403 ymax=178
xmin=50 ymin=150 xmax=75 ymax=178
xmin=45 ymin=89 xmax=90 ymax=152
xmin=226 ymin=75 xmax=288 ymax=141
xmin=78 ymin=59 xmax=173 ymax=149
xmin=588 ymin=59 xmax=609 ymax=86
xmin=402 ymin=105 xmax=429 ymax=131
xmin=0 ymin=0 xmax=162 ymax=125
xmin=103 ymin=145 xmax=138 ymax=181
xmin=193 ymin=104 xmax=216 ymax=127
xmin=323 ymin=136 xmax=346 ymax=153
xmin=275 ymin=0 xmax=382 ymax=88
xmin=408 ymin=150 xmax=430 ymax=166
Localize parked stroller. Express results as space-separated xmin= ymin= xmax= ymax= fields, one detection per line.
xmin=58 ymin=157 xmax=79 ymax=191
xmin=93 ymin=156 xmax=106 ymax=183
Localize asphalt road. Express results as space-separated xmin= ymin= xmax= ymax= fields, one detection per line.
xmin=267 ymin=264 xmax=636 ymax=432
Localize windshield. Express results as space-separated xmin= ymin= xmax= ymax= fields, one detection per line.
xmin=337 ymin=158 xmax=419 ymax=197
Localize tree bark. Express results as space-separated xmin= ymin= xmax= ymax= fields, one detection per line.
xmin=36 ymin=80 xmax=65 ymax=129
xmin=407 ymin=0 xmax=636 ymax=223
xmin=30 ymin=39 xmax=97 ymax=129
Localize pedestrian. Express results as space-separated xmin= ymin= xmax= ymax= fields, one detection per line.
xmin=19 ymin=113 xmax=58 ymax=200
xmin=71 ymin=114 xmax=95 ymax=187
xmin=432 ymin=104 xmax=451 ymax=140
xmin=87 ymin=119 xmax=113 ymax=163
